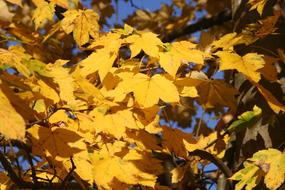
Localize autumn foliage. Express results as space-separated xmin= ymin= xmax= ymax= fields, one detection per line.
xmin=0 ymin=0 xmax=285 ymax=189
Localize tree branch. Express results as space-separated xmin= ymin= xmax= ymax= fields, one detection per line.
xmin=162 ymin=9 xmax=232 ymax=42
xmin=189 ymin=149 xmax=232 ymax=178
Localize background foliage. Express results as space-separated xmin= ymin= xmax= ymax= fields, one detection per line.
xmin=0 ymin=0 xmax=285 ymax=189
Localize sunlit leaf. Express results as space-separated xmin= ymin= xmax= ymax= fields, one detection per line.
xmin=0 ymin=84 xmax=25 ymax=141
xmin=216 ymin=51 xmax=265 ymax=82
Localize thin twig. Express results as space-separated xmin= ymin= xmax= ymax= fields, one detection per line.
xmin=195 ymin=110 xmax=205 ymax=137
xmin=59 ymin=157 xmax=76 ymax=189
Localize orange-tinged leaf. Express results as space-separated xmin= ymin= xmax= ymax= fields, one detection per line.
xmin=61 ymin=9 xmax=99 ymax=46
xmin=32 ymin=1 xmax=55 ymax=29
xmin=216 ymin=51 xmax=265 ymax=82
xmin=0 ymin=85 xmax=25 ymax=141
xmin=28 ymin=125 xmax=85 ymax=160
xmin=162 ymin=126 xmax=196 ymax=158
xmin=187 ymin=72 xmax=238 ymax=110
xmin=0 ymin=172 xmax=14 ymax=190
xmin=125 ymin=32 xmax=163 ymax=58
xmin=255 ymin=84 xmax=285 ymax=113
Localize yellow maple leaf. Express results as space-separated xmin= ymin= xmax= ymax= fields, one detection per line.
xmin=32 ymin=1 xmax=55 ymax=29
xmin=184 ymin=132 xmax=229 ymax=158
xmin=92 ymin=109 xmax=141 ymax=138
xmin=0 ymin=84 xmax=25 ymax=141
xmin=210 ymin=33 xmax=250 ymax=51
xmin=92 ymin=143 xmax=159 ymax=189
xmin=0 ymin=46 xmax=30 ymax=78
xmin=248 ymin=0 xmax=267 ymax=15
xmin=45 ymin=60 xmax=76 ymax=104
xmin=171 ymin=41 xmax=205 ymax=65
xmin=27 ymin=79 xmax=60 ymax=104
xmin=115 ymin=73 xmax=179 ymax=107
xmin=174 ymin=77 xmax=199 ymax=98
xmin=28 ymin=125 xmax=85 ymax=160
xmin=230 ymin=162 xmax=261 ymax=190
xmin=133 ymin=74 xmax=179 ymax=107
xmin=232 ymin=149 xmax=285 ymax=190
xmin=125 ymin=32 xmax=164 ymax=58
xmin=159 ymin=41 xmax=205 ymax=77
xmin=61 ymin=9 xmax=99 ymax=46
xmin=79 ymin=48 xmax=118 ymax=81
xmin=216 ymin=51 xmax=265 ymax=82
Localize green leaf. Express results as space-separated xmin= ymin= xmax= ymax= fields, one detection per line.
xmin=227 ymin=105 xmax=262 ymax=133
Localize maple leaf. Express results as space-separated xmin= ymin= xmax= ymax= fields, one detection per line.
xmin=61 ymin=9 xmax=100 ymax=46
xmin=125 ymin=32 xmax=164 ymax=58
xmin=0 ymin=46 xmax=30 ymax=77
xmin=211 ymin=33 xmax=247 ymax=51
xmin=232 ymin=149 xmax=285 ymax=190
xmin=230 ymin=162 xmax=261 ymax=190
xmin=92 ymin=142 xmax=160 ymax=189
xmin=79 ymin=48 xmax=118 ymax=81
xmin=26 ymin=79 xmax=60 ymax=104
xmin=32 ymin=1 xmax=55 ymax=29
xmin=45 ymin=60 xmax=76 ymax=104
xmin=0 ymin=85 xmax=25 ymax=141
xmin=91 ymin=109 xmax=141 ymax=138
xmin=162 ymin=126 xmax=196 ymax=158
xmin=248 ymin=0 xmax=267 ymax=15
xmin=28 ymin=125 xmax=85 ymax=160
xmin=187 ymin=71 xmax=238 ymax=110
xmin=159 ymin=41 xmax=205 ymax=76
xmin=255 ymin=84 xmax=285 ymax=113
xmin=114 ymin=73 xmax=180 ymax=107
xmin=216 ymin=51 xmax=265 ymax=82
xmin=132 ymin=74 xmax=180 ymax=107
xmin=184 ymin=132 xmax=229 ymax=158
xmin=174 ymin=77 xmax=199 ymax=98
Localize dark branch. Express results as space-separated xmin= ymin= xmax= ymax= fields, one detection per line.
xmin=189 ymin=149 xmax=232 ymax=178
xmin=162 ymin=9 xmax=232 ymax=42
xmin=0 ymin=150 xmax=24 ymax=185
